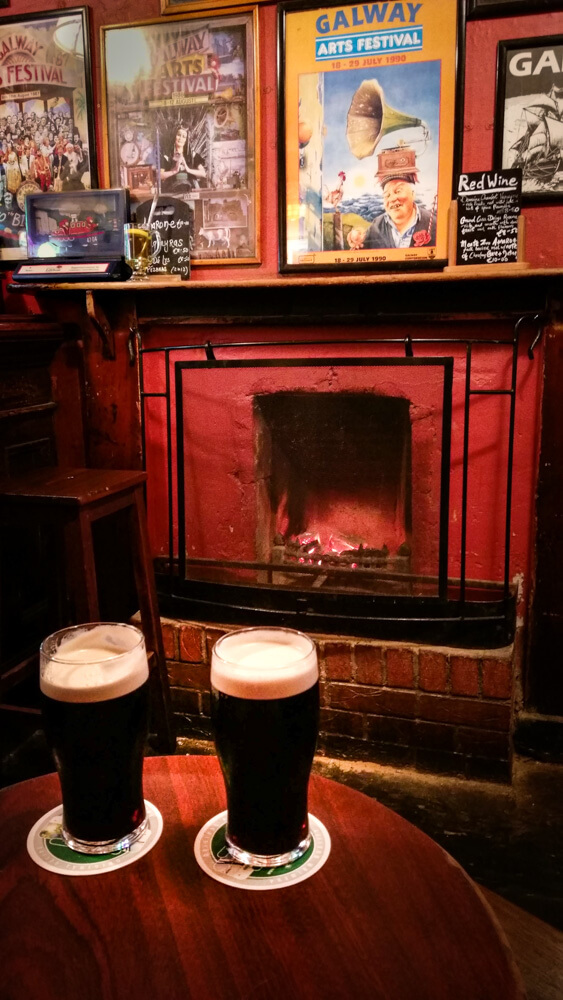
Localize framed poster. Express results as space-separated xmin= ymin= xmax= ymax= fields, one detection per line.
xmin=494 ymin=35 xmax=563 ymax=203
xmin=161 ymin=0 xmax=268 ymax=12
xmin=101 ymin=7 xmax=259 ymax=268
xmin=0 ymin=6 xmax=97 ymax=262
xmin=278 ymin=0 xmax=464 ymax=272
xmin=467 ymin=1 xmax=563 ymax=18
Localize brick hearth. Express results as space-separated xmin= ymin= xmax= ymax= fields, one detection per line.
xmin=159 ymin=616 xmax=515 ymax=783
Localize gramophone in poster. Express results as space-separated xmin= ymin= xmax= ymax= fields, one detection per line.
xmin=278 ymin=0 xmax=462 ymax=271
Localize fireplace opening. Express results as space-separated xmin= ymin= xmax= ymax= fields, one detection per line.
xmin=142 ymin=347 xmax=518 ymax=647
xmin=255 ymin=392 xmax=412 ymax=594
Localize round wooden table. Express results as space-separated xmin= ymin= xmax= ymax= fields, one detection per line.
xmin=1 ymin=755 xmax=524 ymax=1000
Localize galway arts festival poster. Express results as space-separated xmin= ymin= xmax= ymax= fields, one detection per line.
xmin=280 ymin=0 xmax=459 ymax=269
xmin=102 ymin=10 xmax=257 ymax=268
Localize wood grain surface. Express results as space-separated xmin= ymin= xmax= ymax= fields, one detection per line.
xmin=6 ymin=264 xmax=562 ymax=292
xmin=0 ymin=755 xmax=525 ymax=1000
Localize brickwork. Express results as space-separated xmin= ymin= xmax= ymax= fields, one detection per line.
xmin=160 ymin=616 xmax=515 ymax=782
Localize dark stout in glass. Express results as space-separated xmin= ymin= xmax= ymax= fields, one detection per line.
xmin=211 ymin=627 xmax=319 ymax=866
xmin=41 ymin=681 xmax=149 ymax=844
xmin=40 ymin=623 xmax=150 ymax=853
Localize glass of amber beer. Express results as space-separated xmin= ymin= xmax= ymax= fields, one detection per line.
xmin=40 ymin=622 xmax=150 ymax=854
xmin=123 ymin=223 xmax=162 ymax=280
xmin=211 ymin=626 xmax=319 ymax=867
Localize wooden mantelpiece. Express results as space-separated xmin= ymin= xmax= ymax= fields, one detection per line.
xmin=8 ymin=267 xmax=562 ymax=329
xmin=7 ymin=264 xmax=562 ymax=292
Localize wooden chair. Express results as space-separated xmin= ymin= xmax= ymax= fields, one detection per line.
xmin=0 ymin=467 xmax=175 ymax=752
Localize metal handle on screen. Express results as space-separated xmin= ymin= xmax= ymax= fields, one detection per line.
xmin=514 ymin=314 xmax=544 ymax=361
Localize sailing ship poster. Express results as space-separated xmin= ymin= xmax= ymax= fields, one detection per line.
xmin=278 ymin=0 xmax=462 ymax=271
xmin=495 ymin=35 xmax=563 ymax=203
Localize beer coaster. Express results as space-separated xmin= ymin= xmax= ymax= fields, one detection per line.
xmin=26 ymin=800 xmax=163 ymax=876
xmin=194 ymin=811 xmax=331 ymax=890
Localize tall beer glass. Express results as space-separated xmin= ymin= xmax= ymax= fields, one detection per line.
xmin=211 ymin=626 xmax=319 ymax=867
xmin=40 ymin=622 xmax=150 ymax=854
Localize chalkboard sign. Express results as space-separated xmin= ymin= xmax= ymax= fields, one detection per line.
xmin=455 ymin=170 xmax=522 ymax=267
xmin=133 ymin=195 xmax=192 ymax=278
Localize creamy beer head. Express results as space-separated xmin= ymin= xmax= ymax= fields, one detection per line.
xmin=40 ymin=623 xmax=149 ymax=703
xmin=211 ymin=626 xmax=318 ymax=700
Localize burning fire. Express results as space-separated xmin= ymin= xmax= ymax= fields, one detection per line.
xmin=276 ymin=530 xmax=408 ymax=569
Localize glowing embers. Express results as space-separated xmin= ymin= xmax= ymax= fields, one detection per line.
xmin=272 ymin=529 xmax=411 ymax=590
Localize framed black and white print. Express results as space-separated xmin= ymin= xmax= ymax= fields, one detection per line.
xmin=467 ymin=1 xmax=563 ymax=18
xmin=494 ymin=35 xmax=563 ymax=203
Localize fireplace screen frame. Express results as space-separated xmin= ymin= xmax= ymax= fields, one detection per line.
xmin=140 ymin=339 xmax=519 ymax=648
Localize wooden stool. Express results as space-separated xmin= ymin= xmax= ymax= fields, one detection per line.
xmin=0 ymin=467 xmax=175 ymax=752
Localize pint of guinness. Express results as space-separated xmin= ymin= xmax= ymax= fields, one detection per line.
xmin=211 ymin=626 xmax=319 ymax=867
xmin=40 ymin=623 xmax=150 ymax=854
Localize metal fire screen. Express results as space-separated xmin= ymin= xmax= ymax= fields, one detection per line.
xmin=139 ymin=331 xmax=528 ymax=647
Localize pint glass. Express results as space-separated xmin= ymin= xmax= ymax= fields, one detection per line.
xmin=40 ymin=622 xmax=150 ymax=854
xmin=211 ymin=626 xmax=319 ymax=867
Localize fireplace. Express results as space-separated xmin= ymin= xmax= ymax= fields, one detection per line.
xmin=254 ymin=391 xmax=413 ymax=588
xmin=141 ymin=330 xmax=523 ymax=649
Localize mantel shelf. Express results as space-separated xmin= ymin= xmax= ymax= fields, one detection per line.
xmin=7 ymin=265 xmax=563 ymax=293
xmin=7 ymin=266 xmax=561 ymax=332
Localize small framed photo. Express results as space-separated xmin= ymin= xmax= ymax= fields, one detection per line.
xmin=0 ymin=6 xmax=98 ymax=262
xmin=467 ymin=1 xmax=563 ymax=19
xmin=101 ymin=8 xmax=259 ymax=268
xmin=25 ymin=189 xmax=129 ymax=259
xmin=278 ymin=0 xmax=464 ymax=272
xmin=494 ymin=35 xmax=563 ymax=204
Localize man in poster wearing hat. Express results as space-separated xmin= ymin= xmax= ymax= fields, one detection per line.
xmin=351 ymin=147 xmax=436 ymax=250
